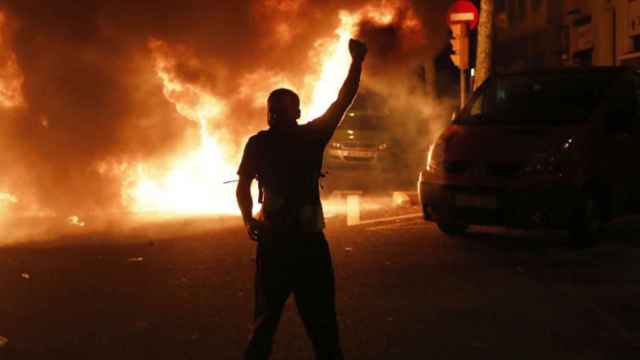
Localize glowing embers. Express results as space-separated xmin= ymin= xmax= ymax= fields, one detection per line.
xmin=0 ymin=12 xmax=23 ymax=108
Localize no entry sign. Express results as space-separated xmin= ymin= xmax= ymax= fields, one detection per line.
xmin=447 ymin=0 xmax=479 ymax=29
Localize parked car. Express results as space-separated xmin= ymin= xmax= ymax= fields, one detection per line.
xmin=324 ymin=110 xmax=396 ymax=169
xmin=418 ymin=67 xmax=640 ymax=245
xmin=323 ymin=92 xmax=407 ymax=192
xmin=325 ymin=92 xmax=398 ymax=170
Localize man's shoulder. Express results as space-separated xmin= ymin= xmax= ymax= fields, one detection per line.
xmin=247 ymin=130 xmax=270 ymax=145
xmin=300 ymin=120 xmax=325 ymax=136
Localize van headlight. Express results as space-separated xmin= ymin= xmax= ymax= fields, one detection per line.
xmin=378 ymin=143 xmax=388 ymax=151
xmin=330 ymin=142 xmax=342 ymax=149
xmin=426 ymin=142 xmax=445 ymax=173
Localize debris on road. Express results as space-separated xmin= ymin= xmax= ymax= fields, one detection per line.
xmin=127 ymin=257 xmax=144 ymax=262
xmin=345 ymin=247 xmax=353 ymax=252
xmin=21 ymin=273 xmax=30 ymax=280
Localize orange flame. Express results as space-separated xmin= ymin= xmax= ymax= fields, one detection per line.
xmin=123 ymin=39 xmax=240 ymax=215
xmin=304 ymin=0 xmax=415 ymax=120
xmin=0 ymin=192 xmax=17 ymax=217
xmin=122 ymin=1 xmax=417 ymax=215
xmin=67 ymin=215 xmax=86 ymax=227
xmin=0 ymin=12 xmax=24 ymax=108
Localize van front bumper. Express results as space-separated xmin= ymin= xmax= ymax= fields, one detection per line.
xmin=418 ymin=173 xmax=579 ymax=229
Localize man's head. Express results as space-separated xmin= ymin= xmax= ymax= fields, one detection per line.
xmin=267 ymin=88 xmax=301 ymax=129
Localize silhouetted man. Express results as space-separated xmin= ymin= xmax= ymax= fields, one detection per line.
xmin=236 ymin=38 xmax=367 ymax=360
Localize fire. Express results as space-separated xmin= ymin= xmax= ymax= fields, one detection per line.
xmin=0 ymin=192 xmax=17 ymax=204
xmin=0 ymin=11 xmax=23 ymax=108
xmin=0 ymin=192 xmax=17 ymax=217
xmin=67 ymin=215 xmax=86 ymax=227
xmin=304 ymin=2 xmax=402 ymax=120
xmin=123 ymin=40 xmax=239 ymax=215
xmin=123 ymin=1 xmax=417 ymax=215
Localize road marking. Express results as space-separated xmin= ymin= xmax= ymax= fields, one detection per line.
xmin=367 ymin=223 xmax=431 ymax=231
xmin=353 ymin=213 xmax=423 ymax=226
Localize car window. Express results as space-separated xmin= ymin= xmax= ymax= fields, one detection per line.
xmin=453 ymin=81 xmax=489 ymax=125
xmin=454 ymin=71 xmax=617 ymax=126
xmin=469 ymin=91 xmax=484 ymax=117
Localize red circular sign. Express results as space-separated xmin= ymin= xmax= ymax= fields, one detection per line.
xmin=447 ymin=0 xmax=479 ymax=29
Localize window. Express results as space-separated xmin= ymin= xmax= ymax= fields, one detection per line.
xmin=454 ymin=72 xmax=618 ymax=126
xmin=469 ymin=92 xmax=484 ymax=117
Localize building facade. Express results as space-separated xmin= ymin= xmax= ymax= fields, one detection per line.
xmin=493 ymin=0 xmax=640 ymax=71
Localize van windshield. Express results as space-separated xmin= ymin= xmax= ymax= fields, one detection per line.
xmin=455 ymin=72 xmax=618 ymax=126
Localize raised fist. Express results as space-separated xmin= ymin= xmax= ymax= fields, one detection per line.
xmin=349 ymin=39 xmax=368 ymax=63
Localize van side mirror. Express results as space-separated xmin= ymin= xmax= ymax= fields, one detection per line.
xmin=605 ymin=109 xmax=633 ymax=134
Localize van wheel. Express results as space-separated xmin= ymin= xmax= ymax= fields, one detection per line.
xmin=437 ymin=222 xmax=469 ymax=236
xmin=568 ymin=193 xmax=602 ymax=248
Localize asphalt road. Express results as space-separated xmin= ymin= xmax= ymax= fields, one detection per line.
xmin=2 ymin=207 xmax=640 ymax=359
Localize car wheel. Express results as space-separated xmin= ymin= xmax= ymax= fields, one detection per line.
xmin=568 ymin=192 xmax=602 ymax=248
xmin=437 ymin=222 xmax=469 ymax=236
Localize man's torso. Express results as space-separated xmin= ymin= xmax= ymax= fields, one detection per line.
xmin=252 ymin=125 xmax=327 ymax=232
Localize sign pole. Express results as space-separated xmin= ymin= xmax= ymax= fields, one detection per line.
xmin=459 ymin=24 xmax=468 ymax=109
xmin=460 ymin=68 xmax=467 ymax=109
xmin=447 ymin=0 xmax=477 ymax=108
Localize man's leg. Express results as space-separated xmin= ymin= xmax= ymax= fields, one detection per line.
xmin=244 ymin=238 xmax=292 ymax=360
xmin=293 ymin=233 xmax=343 ymax=360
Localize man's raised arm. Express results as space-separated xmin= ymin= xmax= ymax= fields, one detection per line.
xmin=312 ymin=39 xmax=367 ymax=141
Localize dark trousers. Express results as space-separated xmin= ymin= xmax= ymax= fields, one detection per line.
xmin=244 ymin=232 xmax=343 ymax=360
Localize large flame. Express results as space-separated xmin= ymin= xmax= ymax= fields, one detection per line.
xmin=304 ymin=2 xmax=406 ymax=120
xmin=0 ymin=11 xmax=23 ymax=108
xmin=123 ymin=40 xmax=239 ymax=215
xmin=123 ymin=1 xmax=411 ymax=215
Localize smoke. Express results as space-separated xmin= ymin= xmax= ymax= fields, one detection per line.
xmin=0 ymin=0 xmax=453 ymax=216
